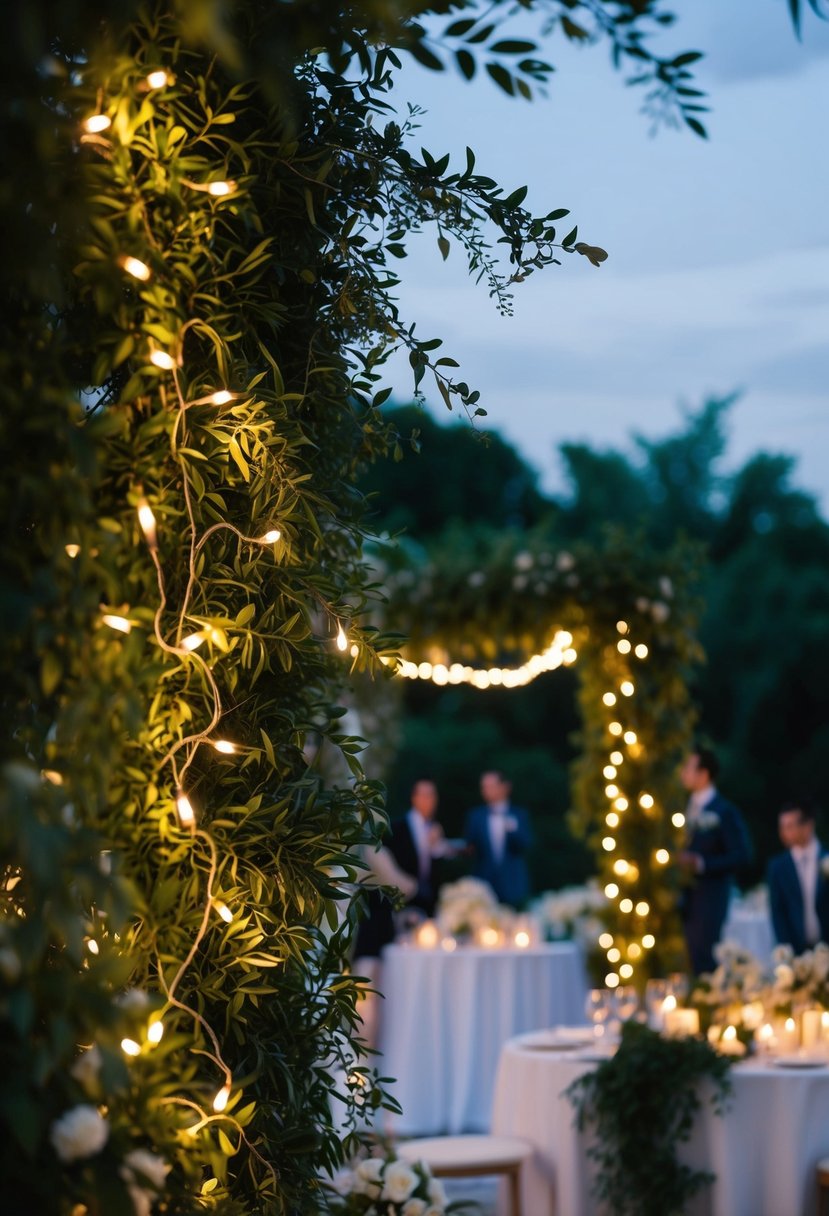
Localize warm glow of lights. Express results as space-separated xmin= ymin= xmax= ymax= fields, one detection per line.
xmin=602 ymin=692 xmax=617 ymax=706
xmin=602 ymin=836 xmax=616 ymax=852
xmin=603 ymin=765 xmax=617 ymax=779
xmin=397 ymin=632 xmax=573 ymax=689
xmin=628 ymin=943 xmax=642 ymax=959
xmin=635 ymin=901 xmax=650 ymax=916
xmin=336 ymin=624 xmax=348 ymax=652
xmin=213 ymin=740 xmax=236 ymax=755
xmin=614 ymin=797 xmax=629 ymax=811
xmin=606 ymin=812 xmax=619 ymax=828
xmin=613 ymin=859 xmax=629 ymax=876
xmin=182 ymin=632 xmax=205 ymax=651
xmin=604 ymin=883 xmax=619 ymax=899
xmin=608 ymin=721 xmax=623 ymax=736
xmin=175 ymin=789 xmax=195 ymax=828
xmin=207 ymin=180 xmax=237 ymax=196
xmin=145 ymin=69 xmax=170 ymax=89
xmin=598 ymin=933 xmax=613 ymax=949
xmin=619 ymin=963 xmax=634 ymax=979
xmin=214 ymin=901 xmax=233 ymax=923
xmin=118 ymin=254 xmax=151 ymax=281
xmin=121 ymin=1038 xmax=141 ymax=1057
xmin=149 ymin=349 xmax=176 ymax=370
xmin=785 ymin=1016 xmax=796 ymax=1033
xmin=624 ymin=730 xmax=637 ymax=745
xmin=479 ymin=927 xmax=500 ymax=947
xmin=607 ymin=947 xmax=621 ymax=963
xmin=147 ymin=1020 xmax=164 ymax=1044
xmin=261 ymin=529 xmax=281 ymax=543
xmin=562 ymin=647 xmax=578 ymax=664
xmin=86 ymin=938 xmax=99 ymax=955
xmin=616 ymin=620 xmax=629 ymax=634
xmin=663 ymin=994 xmax=677 ymax=1013
xmin=639 ymin=793 xmax=654 ymax=810
xmin=212 ymin=1083 xmax=231 ymax=1113
xmin=102 ymin=613 xmax=132 ymax=634
xmin=722 ymin=1024 xmax=737 ymax=1042
xmin=65 ymin=543 xmax=81 ymax=558
xmin=619 ymin=897 xmax=633 ymax=913
xmin=209 ymin=390 xmax=235 ymax=405
xmin=635 ymin=644 xmax=649 ymax=658
xmin=83 ymin=113 xmax=111 ymax=134
xmin=610 ymin=751 xmax=624 ymax=765
xmin=605 ymin=784 xmax=619 ymax=799
xmin=620 ymin=680 xmax=635 ymax=697
xmin=643 ymin=933 xmax=655 ymax=948
xmin=671 ymin=812 xmax=686 ymax=828
xmin=606 ymin=973 xmax=620 ymax=988
xmin=42 ymin=770 xmax=63 ymax=785
xmin=514 ymin=930 xmax=531 ymax=949
xmin=617 ymin=639 xmax=631 ymax=654
xmin=137 ymin=498 xmax=157 ymax=548
xmin=655 ymin=848 xmax=670 ymax=865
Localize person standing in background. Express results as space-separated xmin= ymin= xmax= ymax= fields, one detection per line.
xmin=464 ymin=770 xmax=532 ymax=908
xmin=768 ymin=798 xmax=829 ymax=954
xmin=677 ymin=745 xmax=752 ymax=974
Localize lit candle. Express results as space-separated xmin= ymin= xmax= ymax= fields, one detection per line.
xmin=755 ymin=1022 xmax=775 ymax=1054
xmin=779 ymin=1015 xmax=800 ymax=1053
xmin=478 ymin=926 xmax=501 ymax=949
xmin=415 ymin=920 xmax=439 ymax=949
xmin=802 ymin=1009 xmax=823 ymax=1050
xmin=717 ymin=1024 xmax=747 ymax=1056
xmin=663 ymin=1007 xmax=700 ymax=1038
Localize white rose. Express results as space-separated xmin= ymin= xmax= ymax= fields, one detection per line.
xmin=330 ymin=1168 xmax=355 ymax=1196
xmin=70 ymin=1045 xmax=103 ymax=1091
xmin=427 ymin=1177 xmax=447 ymax=1207
xmin=354 ymin=1157 xmax=384 ymax=1196
xmin=403 ymin=1200 xmax=427 ymax=1216
xmin=50 ymin=1105 xmax=109 ymax=1162
xmin=775 ymin=964 xmax=794 ymax=987
xmin=555 ymin=551 xmax=575 ymax=572
xmin=513 ymin=551 xmax=534 ymax=571
xmin=382 ymin=1161 xmax=418 ymax=1202
xmin=121 ymin=1148 xmax=170 ymax=1192
xmin=651 ymin=601 xmax=670 ymax=623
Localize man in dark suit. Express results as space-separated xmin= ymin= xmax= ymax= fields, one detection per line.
xmin=677 ymin=746 xmax=752 ymax=974
xmin=768 ymin=799 xmax=829 ymax=954
xmin=387 ymin=777 xmax=446 ymax=916
xmin=463 ymin=770 xmax=532 ymax=908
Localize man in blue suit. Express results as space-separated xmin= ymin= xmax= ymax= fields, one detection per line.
xmin=768 ymin=799 xmax=829 ymax=955
xmin=677 ymin=746 xmax=752 ymax=974
xmin=464 ymin=770 xmax=532 ymax=908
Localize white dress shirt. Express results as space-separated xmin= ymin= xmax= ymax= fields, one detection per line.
xmin=686 ymin=785 xmax=717 ymax=827
xmin=487 ymin=801 xmax=515 ymax=865
xmin=407 ymin=809 xmax=433 ymax=882
xmin=791 ymin=837 xmax=821 ymax=945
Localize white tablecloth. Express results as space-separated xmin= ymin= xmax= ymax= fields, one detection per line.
xmin=492 ymin=1032 xmax=829 ymax=1216
xmin=378 ymin=943 xmax=587 ymax=1135
xmin=721 ymin=904 xmax=775 ymax=963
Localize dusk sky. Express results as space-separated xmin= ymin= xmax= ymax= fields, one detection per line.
xmin=383 ymin=0 xmax=829 ymax=508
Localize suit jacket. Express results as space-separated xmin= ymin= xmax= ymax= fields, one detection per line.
xmin=463 ymin=804 xmax=532 ymax=908
xmin=768 ymin=846 xmax=829 ymax=955
xmin=680 ymin=792 xmax=752 ymax=974
xmin=388 ymin=815 xmax=435 ymax=915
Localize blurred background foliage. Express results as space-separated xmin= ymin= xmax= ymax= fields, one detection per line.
xmin=361 ymin=397 xmax=829 ymax=889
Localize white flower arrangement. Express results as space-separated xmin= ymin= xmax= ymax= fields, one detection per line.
xmin=532 ymin=882 xmax=606 ymax=945
xmin=324 ymin=1153 xmax=463 ymax=1214
xmin=49 ymin=1104 xmax=109 ymax=1163
xmin=120 ymin=1149 xmax=170 ymax=1216
xmin=691 ymin=940 xmax=767 ymax=1009
xmin=69 ymin=1045 xmax=103 ymax=1093
xmin=693 ymin=941 xmax=829 ymax=1021
xmin=436 ymin=878 xmax=499 ymax=937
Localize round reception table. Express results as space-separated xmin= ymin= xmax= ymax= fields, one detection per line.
xmin=378 ymin=942 xmax=587 ymax=1135
xmin=491 ymin=1030 xmax=829 ymax=1216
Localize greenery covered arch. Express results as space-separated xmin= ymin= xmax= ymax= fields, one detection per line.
xmin=382 ymin=528 xmax=704 ymax=983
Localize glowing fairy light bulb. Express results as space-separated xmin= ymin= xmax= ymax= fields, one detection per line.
xmin=639 ymin=793 xmax=655 ymax=810
xmin=617 ymin=639 xmax=631 ymax=654
xmin=65 ymin=543 xmax=80 ymax=558
xmin=213 ymin=740 xmax=236 ymax=755
xmin=602 ymin=692 xmax=617 ymax=707
xmin=606 ymin=812 xmax=619 ymax=828
xmin=336 ymin=624 xmax=348 ymax=652
xmin=149 ymin=349 xmax=175 ymax=370
xmin=620 ymin=680 xmax=635 ymax=697
xmin=602 ymin=836 xmax=616 ymax=852
xmin=635 ymin=901 xmax=650 ymax=916
xmin=605 ymin=973 xmax=620 ymax=988
xmin=655 ymin=849 xmax=670 ymax=865
xmin=137 ymin=498 xmax=157 ymax=548
xmin=672 ymin=812 xmax=686 ymax=828
xmin=619 ymin=963 xmax=634 ymax=979
xmin=102 ymin=613 xmax=132 ymax=634
xmin=603 ymin=765 xmax=617 ymax=779
xmin=145 ymin=69 xmax=170 ymax=89
xmin=182 ymin=632 xmax=205 ymax=651
xmin=118 ymin=254 xmax=151 ymax=281
xmin=607 ymin=947 xmax=621 ymax=963
xmin=261 ymin=529 xmax=281 ymax=543
xmin=209 ymin=390 xmax=235 ymax=405
xmin=609 ymin=722 xmax=623 ymax=736
xmin=42 ymin=770 xmax=63 ymax=785
xmin=214 ymin=901 xmax=233 ymax=923
xmin=86 ymin=938 xmax=99 ymax=955
xmin=643 ymin=934 xmax=656 ymax=948
xmin=604 ymin=883 xmax=619 ymax=899
xmin=83 ymin=113 xmax=111 ymax=134
xmin=610 ymin=751 xmax=624 ymax=765
xmin=635 ymin=644 xmax=649 ymax=658
xmin=616 ymin=620 xmax=629 ymax=634
xmin=121 ymin=1038 xmax=141 ymax=1057
xmin=212 ymin=1083 xmax=231 ymax=1113
xmin=147 ymin=1019 xmax=164 ymax=1044
xmin=614 ymin=797 xmax=629 ymax=811
xmin=613 ymin=859 xmax=629 ymax=877
xmin=599 ymin=933 xmax=613 ymax=949
xmin=624 ymin=730 xmax=638 ymax=745
xmin=175 ymin=789 xmax=195 ymax=829
xmin=207 ymin=180 xmax=237 ymax=196
xmin=619 ymin=897 xmax=633 ymax=913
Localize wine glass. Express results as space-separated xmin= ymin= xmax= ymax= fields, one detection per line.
xmin=615 ymin=986 xmax=639 ymax=1023
xmin=667 ymin=972 xmax=690 ymax=1004
xmin=645 ymin=978 xmax=669 ymax=1029
xmin=585 ymin=988 xmax=612 ymax=1038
